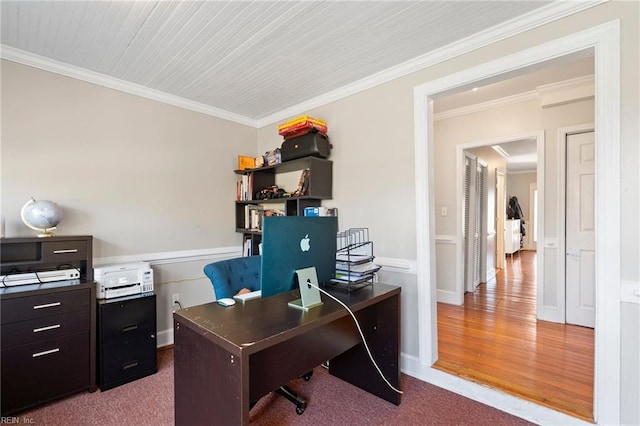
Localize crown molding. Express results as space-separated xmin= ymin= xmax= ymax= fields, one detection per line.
xmin=507 ymin=168 xmax=538 ymax=175
xmin=256 ymin=0 xmax=605 ymax=126
xmin=538 ymin=74 xmax=595 ymax=107
xmin=537 ymin=74 xmax=594 ymax=93
xmin=0 ymin=45 xmax=259 ymax=128
xmin=434 ymin=91 xmax=539 ymax=121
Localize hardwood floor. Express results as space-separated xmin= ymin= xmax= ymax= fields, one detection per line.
xmin=434 ymin=250 xmax=594 ymax=422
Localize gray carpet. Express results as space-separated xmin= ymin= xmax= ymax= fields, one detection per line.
xmin=18 ymin=347 xmax=535 ymax=425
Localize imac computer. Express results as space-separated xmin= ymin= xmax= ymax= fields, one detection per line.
xmin=261 ymin=216 xmax=337 ymax=299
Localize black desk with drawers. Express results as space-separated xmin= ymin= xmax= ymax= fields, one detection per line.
xmin=174 ymin=283 xmax=401 ymax=425
xmin=0 ymin=236 xmax=96 ymax=416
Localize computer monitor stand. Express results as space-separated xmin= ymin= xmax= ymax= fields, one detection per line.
xmin=288 ymin=267 xmax=324 ymax=311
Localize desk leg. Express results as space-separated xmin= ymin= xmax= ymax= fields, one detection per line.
xmin=174 ymin=319 xmax=250 ymax=425
xmin=329 ymin=293 xmax=401 ymax=405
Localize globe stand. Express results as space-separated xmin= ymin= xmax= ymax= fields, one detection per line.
xmin=35 ymin=227 xmax=58 ymax=238
xmin=20 ymin=198 xmax=63 ymax=238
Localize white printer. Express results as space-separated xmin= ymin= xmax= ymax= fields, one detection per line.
xmin=94 ymin=262 xmax=154 ymax=299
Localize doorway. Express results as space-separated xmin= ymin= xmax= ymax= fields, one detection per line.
xmin=411 ymin=22 xmax=621 ymax=425
xmin=454 ymin=132 xmax=543 ymax=305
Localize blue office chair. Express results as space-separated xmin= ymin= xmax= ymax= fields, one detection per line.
xmin=204 ymin=255 xmax=262 ymax=299
xmin=203 ymin=256 xmax=311 ymax=415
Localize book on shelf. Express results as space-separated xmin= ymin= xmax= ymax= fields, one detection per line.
xmin=277 ymin=115 xmax=326 ymax=131
xmin=282 ymin=128 xmax=327 ymax=140
xmin=243 ymin=236 xmax=252 ymax=256
xmin=244 ymin=204 xmax=263 ymax=230
xmin=240 ymin=175 xmax=249 ymax=201
xmin=279 ymin=121 xmax=328 ymax=136
xmin=237 ymin=174 xmax=254 ymax=201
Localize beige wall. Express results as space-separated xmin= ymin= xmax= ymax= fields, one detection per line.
xmin=259 ymin=79 xmax=418 ymax=261
xmin=1 ymin=61 xmax=259 ymax=344
xmin=1 ymin=61 xmax=257 ymax=257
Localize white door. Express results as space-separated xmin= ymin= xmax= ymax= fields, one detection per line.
xmin=464 ymin=154 xmax=487 ymax=292
xmin=463 ymin=154 xmax=477 ymax=293
xmin=566 ymin=131 xmax=595 ymax=328
xmin=477 ymin=161 xmax=488 ymax=284
xmin=495 ymin=170 xmax=506 ymax=270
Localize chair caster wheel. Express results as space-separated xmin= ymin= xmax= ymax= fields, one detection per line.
xmin=296 ymin=403 xmax=306 ymax=415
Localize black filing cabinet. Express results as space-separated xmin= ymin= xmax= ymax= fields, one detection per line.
xmin=97 ymin=293 xmax=157 ymax=390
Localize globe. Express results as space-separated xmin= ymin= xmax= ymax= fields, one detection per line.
xmin=20 ymin=198 xmax=63 ymax=237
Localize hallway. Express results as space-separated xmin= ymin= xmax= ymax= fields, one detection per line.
xmin=434 ymin=250 xmax=594 ymax=422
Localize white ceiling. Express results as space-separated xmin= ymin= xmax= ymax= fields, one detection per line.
xmin=1 ymin=0 xmax=575 ymax=123
xmin=493 ymin=138 xmax=539 ymax=173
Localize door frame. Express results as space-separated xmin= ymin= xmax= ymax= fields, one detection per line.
xmin=412 ymin=21 xmax=620 ymax=423
xmin=557 ymin=124 xmax=595 ymax=324
xmin=456 ymin=133 xmax=543 ymax=304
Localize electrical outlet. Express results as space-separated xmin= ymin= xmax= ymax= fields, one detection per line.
xmin=172 ymin=293 xmax=180 ymax=305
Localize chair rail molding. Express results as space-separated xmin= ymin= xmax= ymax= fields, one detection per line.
xmin=94 ymin=246 xmax=241 ymax=267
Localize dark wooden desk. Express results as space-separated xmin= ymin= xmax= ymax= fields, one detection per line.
xmin=173 ymin=283 xmax=401 ymax=425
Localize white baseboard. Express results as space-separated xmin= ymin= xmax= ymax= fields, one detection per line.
xmin=537 ymin=306 xmax=562 ymax=323
xmin=437 ymin=289 xmax=459 ymax=304
xmin=157 ymin=328 xmax=174 ymax=348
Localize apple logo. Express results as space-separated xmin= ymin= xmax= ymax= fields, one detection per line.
xmin=300 ymin=234 xmax=311 ymax=252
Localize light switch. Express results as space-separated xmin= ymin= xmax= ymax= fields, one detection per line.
xmin=441 ymin=207 xmax=448 ymax=216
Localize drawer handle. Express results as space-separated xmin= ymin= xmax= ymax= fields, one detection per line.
xmin=123 ymin=361 xmax=138 ymax=370
xmin=53 ymin=249 xmax=78 ymax=254
xmin=33 ymin=302 xmax=61 ymax=310
xmin=122 ymin=324 xmax=138 ymax=333
xmin=32 ymin=348 xmax=60 ymax=358
xmin=33 ymin=324 xmax=61 ymax=333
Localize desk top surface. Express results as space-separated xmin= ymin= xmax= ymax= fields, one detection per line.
xmin=174 ymin=282 xmax=400 ymax=356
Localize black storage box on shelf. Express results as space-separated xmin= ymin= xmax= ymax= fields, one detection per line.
xmin=281 ymin=132 xmax=330 ymax=162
